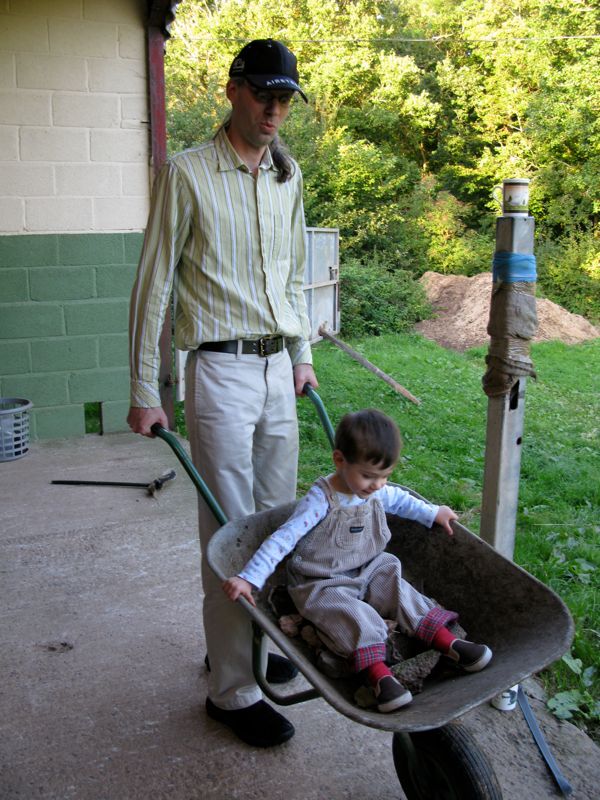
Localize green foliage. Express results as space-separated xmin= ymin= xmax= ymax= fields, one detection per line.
xmin=548 ymin=653 xmax=600 ymax=724
xmin=164 ymin=0 xmax=599 ymax=328
xmin=415 ymin=185 xmax=493 ymax=275
xmin=339 ymin=256 xmax=432 ymax=338
xmin=536 ymin=233 xmax=600 ymax=323
xmin=167 ymin=81 xmax=228 ymax=153
xmin=429 ymin=0 xmax=600 ymax=233
xmin=304 ymin=125 xmax=421 ymax=257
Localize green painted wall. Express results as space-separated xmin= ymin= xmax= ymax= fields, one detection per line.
xmin=0 ymin=233 xmax=143 ymax=439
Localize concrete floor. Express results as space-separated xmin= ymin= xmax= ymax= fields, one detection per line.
xmin=1 ymin=432 xmax=599 ymax=800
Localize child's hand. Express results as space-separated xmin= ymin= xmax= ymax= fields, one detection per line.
xmin=435 ymin=505 xmax=458 ymax=536
xmin=223 ymin=576 xmax=256 ymax=607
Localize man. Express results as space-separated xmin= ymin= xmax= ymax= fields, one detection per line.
xmin=128 ymin=39 xmax=318 ymax=747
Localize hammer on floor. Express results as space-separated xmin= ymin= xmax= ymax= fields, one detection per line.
xmin=51 ymin=469 xmax=176 ymax=496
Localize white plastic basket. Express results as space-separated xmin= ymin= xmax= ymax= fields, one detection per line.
xmin=0 ymin=398 xmax=33 ymax=461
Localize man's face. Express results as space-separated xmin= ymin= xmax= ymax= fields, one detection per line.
xmin=226 ymin=79 xmax=294 ymax=152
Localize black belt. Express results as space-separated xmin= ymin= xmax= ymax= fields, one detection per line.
xmin=199 ymin=336 xmax=285 ymax=357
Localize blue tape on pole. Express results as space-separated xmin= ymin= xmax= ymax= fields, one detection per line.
xmin=492 ymin=251 xmax=537 ymax=283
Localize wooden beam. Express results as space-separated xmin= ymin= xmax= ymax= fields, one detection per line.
xmin=318 ymin=325 xmax=421 ymax=406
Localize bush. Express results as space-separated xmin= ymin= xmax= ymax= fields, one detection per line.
xmin=416 ymin=188 xmax=494 ymax=276
xmin=536 ymin=233 xmax=600 ymax=324
xmin=339 ymin=255 xmax=432 ymax=339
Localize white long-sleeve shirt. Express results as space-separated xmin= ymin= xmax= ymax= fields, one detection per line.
xmin=239 ymin=479 xmax=438 ymax=590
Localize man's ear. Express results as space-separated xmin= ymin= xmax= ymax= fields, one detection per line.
xmin=225 ymin=79 xmax=238 ymax=103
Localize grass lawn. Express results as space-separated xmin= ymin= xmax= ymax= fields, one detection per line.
xmin=176 ymin=333 xmax=599 ymax=739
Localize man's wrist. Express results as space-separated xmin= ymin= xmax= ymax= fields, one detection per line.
xmin=130 ymin=379 xmax=161 ymax=407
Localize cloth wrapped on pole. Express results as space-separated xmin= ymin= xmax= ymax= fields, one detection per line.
xmin=482 ymin=252 xmax=538 ymax=397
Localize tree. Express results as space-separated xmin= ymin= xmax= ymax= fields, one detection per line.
xmin=164 ymin=0 xmax=599 ymax=321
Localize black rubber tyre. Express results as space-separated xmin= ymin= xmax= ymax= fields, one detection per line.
xmin=392 ymin=722 xmax=503 ymax=800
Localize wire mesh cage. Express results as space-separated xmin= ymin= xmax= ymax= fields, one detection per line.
xmin=0 ymin=398 xmax=33 ymax=461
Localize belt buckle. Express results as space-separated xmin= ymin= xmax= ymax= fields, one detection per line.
xmin=258 ymin=336 xmax=269 ymax=357
xmin=257 ymin=336 xmax=278 ymax=357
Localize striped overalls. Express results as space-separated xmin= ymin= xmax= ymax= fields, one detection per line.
xmin=287 ymin=477 xmax=457 ymax=671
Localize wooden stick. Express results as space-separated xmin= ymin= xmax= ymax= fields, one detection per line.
xmin=318 ymin=324 xmax=421 ymax=406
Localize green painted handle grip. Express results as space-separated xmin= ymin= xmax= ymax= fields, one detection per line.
xmin=150 ymin=424 xmax=228 ymax=526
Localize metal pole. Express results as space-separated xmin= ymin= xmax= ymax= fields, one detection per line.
xmin=480 ymin=210 xmax=536 ymax=560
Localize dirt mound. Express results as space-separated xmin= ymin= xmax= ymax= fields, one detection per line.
xmin=415 ymin=271 xmax=599 ymax=351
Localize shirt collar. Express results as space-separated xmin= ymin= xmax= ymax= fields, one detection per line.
xmin=214 ymin=125 xmax=275 ymax=173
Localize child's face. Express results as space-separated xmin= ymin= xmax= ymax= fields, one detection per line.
xmin=332 ymin=451 xmax=395 ymax=498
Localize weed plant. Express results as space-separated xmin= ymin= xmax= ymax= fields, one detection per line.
xmin=176 ymin=334 xmax=599 ymax=740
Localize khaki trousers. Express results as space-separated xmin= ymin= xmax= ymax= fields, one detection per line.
xmin=185 ymin=347 xmax=298 ymax=709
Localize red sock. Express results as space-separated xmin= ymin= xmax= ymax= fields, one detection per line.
xmin=432 ymin=625 xmax=457 ymax=653
xmin=365 ymin=661 xmax=392 ymax=686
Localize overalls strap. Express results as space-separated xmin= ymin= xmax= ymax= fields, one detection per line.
xmin=314 ymin=476 xmax=341 ymax=509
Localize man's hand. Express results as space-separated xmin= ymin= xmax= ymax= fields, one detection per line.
xmin=222 ymin=576 xmax=256 ymax=607
xmin=127 ymin=406 xmax=169 ymax=437
xmin=434 ymin=505 xmax=458 ymax=536
xmin=293 ymin=363 xmax=318 ymax=396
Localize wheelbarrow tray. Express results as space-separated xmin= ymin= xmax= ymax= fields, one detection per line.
xmin=207 ymin=485 xmax=574 ymax=734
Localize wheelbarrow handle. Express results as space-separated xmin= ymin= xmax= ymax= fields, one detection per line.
xmin=149 ymin=384 xmax=334 ymax=524
xmin=303 ymin=383 xmax=335 ymax=449
xmin=150 ymin=424 xmax=228 ymax=526
xmin=152 ymin=421 xmax=322 ymax=705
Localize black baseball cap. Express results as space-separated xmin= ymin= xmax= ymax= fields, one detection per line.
xmin=229 ymin=39 xmax=308 ymax=103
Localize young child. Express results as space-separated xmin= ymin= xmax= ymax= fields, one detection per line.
xmin=223 ymin=409 xmax=492 ymax=713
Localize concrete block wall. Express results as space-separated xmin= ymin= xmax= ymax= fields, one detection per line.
xmin=0 ymin=0 xmax=150 ymax=232
xmin=0 ymin=0 xmax=152 ymax=440
xmin=0 ymin=232 xmax=144 ymax=438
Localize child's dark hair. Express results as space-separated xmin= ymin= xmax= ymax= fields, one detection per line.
xmin=334 ymin=409 xmax=402 ymax=468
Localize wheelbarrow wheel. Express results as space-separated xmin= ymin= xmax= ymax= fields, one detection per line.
xmin=392 ymin=722 xmax=502 ymax=800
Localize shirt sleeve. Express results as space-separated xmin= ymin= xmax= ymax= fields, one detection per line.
xmin=129 ymin=160 xmax=192 ymax=407
xmin=284 ymin=165 xmax=313 ymax=367
xmin=377 ymin=484 xmax=439 ymax=529
xmin=238 ymin=484 xmax=328 ymax=590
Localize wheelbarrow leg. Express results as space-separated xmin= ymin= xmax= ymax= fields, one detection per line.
xmin=392 ymin=723 xmax=502 ymax=800
xmin=251 ymin=621 xmax=320 ymax=706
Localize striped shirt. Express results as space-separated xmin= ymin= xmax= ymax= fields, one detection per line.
xmin=129 ymin=126 xmax=312 ymax=407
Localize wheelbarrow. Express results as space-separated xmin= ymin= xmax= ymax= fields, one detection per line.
xmin=152 ymin=387 xmax=574 ymax=800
